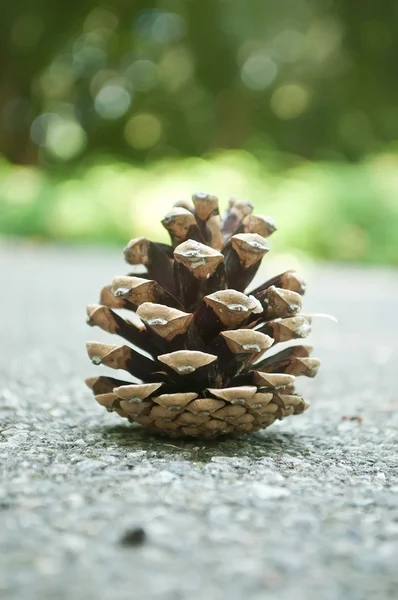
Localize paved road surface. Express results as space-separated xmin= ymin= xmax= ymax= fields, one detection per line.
xmin=1 ymin=243 xmax=397 ymax=600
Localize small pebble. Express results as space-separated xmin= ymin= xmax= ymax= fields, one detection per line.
xmin=120 ymin=527 xmax=146 ymax=547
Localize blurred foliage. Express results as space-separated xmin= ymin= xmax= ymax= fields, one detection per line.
xmin=1 ymin=1 xmax=397 ymax=265
xmin=1 ymin=151 xmax=398 ymax=265
xmin=2 ymin=0 xmax=398 ymax=164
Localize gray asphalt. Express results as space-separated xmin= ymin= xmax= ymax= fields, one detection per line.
xmin=1 ymin=243 xmax=397 ymax=600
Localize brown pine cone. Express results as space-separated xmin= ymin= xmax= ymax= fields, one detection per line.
xmin=86 ymin=193 xmax=320 ymax=438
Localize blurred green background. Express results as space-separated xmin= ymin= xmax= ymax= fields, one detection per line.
xmin=1 ymin=0 xmax=398 ymax=264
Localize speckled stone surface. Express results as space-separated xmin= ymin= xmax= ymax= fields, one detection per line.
xmin=1 ymin=244 xmax=397 ymax=600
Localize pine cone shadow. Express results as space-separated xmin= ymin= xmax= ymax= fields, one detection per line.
xmin=96 ymin=422 xmax=311 ymax=462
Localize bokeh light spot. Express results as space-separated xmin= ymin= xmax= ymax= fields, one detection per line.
xmin=84 ymin=8 xmax=119 ymax=33
xmin=159 ymin=48 xmax=194 ymax=92
xmin=125 ymin=60 xmax=158 ymax=92
xmin=271 ymin=84 xmax=310 ymax=120
xmin=39 ymin=55 xmax=75 ymax=100
xmin=30 ymin=114 xmax=59 ymax=146
xmin=73 ymin=47 xmax=107 ymax=77
xmin=272 ymin=30 xmax=305 ymax=63
xmin=124 ymin=114 xmax=162 ymax=150
xmin=241 ymin=55 xmax=278 ymax=91
xmin=134 ymin=10 xmax=186 ymax=44
xmin=95 ymin=84 xmax=132 ymax=119
xmin=305 ymin=17 xmax=343 ymax=63
xmin=152 ymin=12 xmax=186 ymax=44
xmin=73 ymin=32 xmax=107 ymax=53
xmin=46 ymin=119 xmax=87 ymax=161
xmin=90 ymin=70 xmax=121 ymax=98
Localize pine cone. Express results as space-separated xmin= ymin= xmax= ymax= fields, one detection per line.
xmin=86 ymin=194 xmax=320 ymax=438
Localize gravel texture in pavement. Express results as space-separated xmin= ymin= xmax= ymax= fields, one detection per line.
xmin=1 ymin=244 xmax=397 ymax=600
